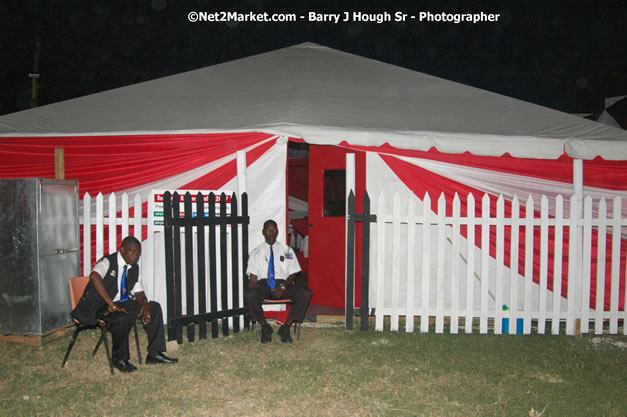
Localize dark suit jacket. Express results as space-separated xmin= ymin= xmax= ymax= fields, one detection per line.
xmin=71 ymin=253 xmax=139 ymax=325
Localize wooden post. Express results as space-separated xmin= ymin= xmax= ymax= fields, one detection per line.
xmin=54 ymin=148 xmax=65 ymax=179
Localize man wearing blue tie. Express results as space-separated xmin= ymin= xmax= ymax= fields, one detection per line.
xmin=245 ymin=220 xmax=313 ymax=343
xmin=72 ymin=236 xmax=177 ymax=372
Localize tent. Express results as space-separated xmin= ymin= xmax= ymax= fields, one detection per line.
xmin=1 ymin=42 xmax=626 ymax=312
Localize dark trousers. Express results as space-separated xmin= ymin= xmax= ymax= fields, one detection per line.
xmin=245 ymin=279 xmax=313 ymax=322
xmin=97 ymin=300 xmax=166 ymax=361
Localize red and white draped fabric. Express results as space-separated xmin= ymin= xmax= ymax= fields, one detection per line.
xmin=0 ymin=132 xmax=285 ymax=274
xmin=0 ymin=132 xmax=276 ymax=196
xmin=2 ymin=132 xmax=626 ymax=311
xmin=345 ymin=143 xmax=627 ymax=311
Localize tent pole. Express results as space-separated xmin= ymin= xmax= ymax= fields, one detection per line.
xmin=573 ymin=159 xmax=583 ymax=202
xmin=573 ymin=159 xmax=583 ymax=336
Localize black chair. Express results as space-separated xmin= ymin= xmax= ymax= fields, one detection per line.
xmin=61 ymin=276 xmax=141 ymax=375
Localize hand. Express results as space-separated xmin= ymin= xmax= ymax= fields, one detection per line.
xmin=139 ymin=302 xmax=152 ymax=325
xmin=272 ymin=287 xmax=285 ymax=299
xmin=107 ymin=304 xmax=128 ymax=315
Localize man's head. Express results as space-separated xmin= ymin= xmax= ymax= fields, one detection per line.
xmin=120 ymin=236 xmax=142 ymax=265
xmin=262 ymin=220 xmax=279 ymax=246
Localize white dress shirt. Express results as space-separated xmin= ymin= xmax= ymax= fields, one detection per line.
xmin=246 ymin=241 xmax=301 ymax=279
xmin=92 ymin=252 xmax=144 ymax=301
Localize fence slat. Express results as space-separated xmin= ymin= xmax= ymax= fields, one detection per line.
xmin=133 ymin=194 xmax=142 ymax=240
xmin=390 ymin=194 xmax=401 ymax=331
xmin=538 ymin=195 xmax=550 ymax=334
xmin=405 ymin=196 xmax=416 ymax=333
xmin=346 ymin=191 xmax=355 ymax=329
xmin=450 ymin=194 xmax=461 ymax=334
xmin=435 ymin=194 xmax=446 ymax=334
xmin=595 ymin=198 xmax=607 ymax=335
xmin=209 ymin=193 xmax=219 ymax=338
xmin=581 ymin=196 xmax=593 ymax=334
xmin=219 ymin=193 xmax=229 ymax=336
xmin=566 ymin=195 xmax=579 ymax=336
xmin=196 ymin=192 xmax=207 ymax=339
xmin=360 ymin=191 xmax=372 ymax=332
xmin=421 ymin=192 xmax=432 ymax=333
xmin=609 ymin=197 xmax=621 ymax=333
xmin=509 ymin=196 xmax=520 ymax=335
xmin=121 ymin=193 xmax=129 ymax=239
xmin=108 ymin=193 xmax=117 ymax=254
xmin=83 ymin=193 xmax=92 ymax=275
xmin=241 ymin=192 xmax=250 ymax=331
xmin=494 ymin=195 xmax=505 ymax=335
xmin=464 ymin=194 xmax=475 ymax=334
xmin=96 ymin=193 xmax=104 ymax=261
xmin=480 ymin=193 xmax=490 ymax=334
xmin=172 ymin=192 xmax=183 ymax=343
xmin=551 ymin=195 xmax=564 ymax=335
xmin=184 ymin=193 xmax=195 ymax=342
xmin=375 ymin=192 xmax=386 ymax=331
xmin=230 ymin=193 xmax=240 ymax=333
xmin=163 ymin=191 xmax=175 ymax=342
xmin=523 ymin=195 xmax=534 ymax=335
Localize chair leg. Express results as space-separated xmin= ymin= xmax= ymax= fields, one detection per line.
xmin=97 ymin=323 xmax=115 ymax=375
xmin=61 ymin=326 xmax=81 ymax=368
xmin=294 ymin=321 xmax=301 ymax=340
xmin=92 ymin=329 xmax=106 ymax=357
xmin=254 ymin=321 xmax=259 ymax=341
xmin=133 ymin=321 xmax=142 ymax=364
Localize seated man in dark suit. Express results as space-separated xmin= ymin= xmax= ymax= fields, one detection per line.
xmin=245 ymin=220 xmax=313 ymax=343
xmin=72 ymin=236 xmax=177 ymax=372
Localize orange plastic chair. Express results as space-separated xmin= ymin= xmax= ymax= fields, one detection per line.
xmin=253 ymin=299 xmax=301 ymax=341
xmin=61 ymin=276 xmax=141 ymax=375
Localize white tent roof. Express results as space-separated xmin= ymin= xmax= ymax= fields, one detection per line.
xmin=1 ymin=42 xmax=626 ymax=160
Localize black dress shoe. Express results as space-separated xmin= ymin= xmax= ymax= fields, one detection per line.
xmin=112 ymin=359 xmax=137 ymax=373
xmin=278 ymin=323 xmax=293 ymax=343
xmin=261 ymin=323 xmax=273 ymax=343
xmin=146 ymin=352 xmax=178 ymax=364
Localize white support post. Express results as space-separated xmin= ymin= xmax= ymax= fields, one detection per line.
xmin=236 ymin=149 xmax=247 ymax=329
xmin=345 ymin=153 xmax=356 ymax=319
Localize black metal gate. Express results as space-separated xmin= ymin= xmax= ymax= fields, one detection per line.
xmin=346 ymin=190 xmax=376 ymax=330
xmin=163 ymin=191 xmax=249 ymax=344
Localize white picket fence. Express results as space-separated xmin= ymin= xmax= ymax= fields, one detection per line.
xmin=81 ymin=192 xmax=145 ymax=275
xmin=371 ymin=191 xmax=627 ymax=336
xmin=80 ymin=191 xmax=247 ymax=328
xmin=81 ymin=191 xmax=627 ymax=337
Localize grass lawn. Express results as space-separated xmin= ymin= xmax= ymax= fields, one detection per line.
xmin=0 ymin=321 xmax=625 ymax=417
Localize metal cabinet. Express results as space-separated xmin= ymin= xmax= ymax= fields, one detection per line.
xmin=0 ymin=178 xmax=79 ymax=335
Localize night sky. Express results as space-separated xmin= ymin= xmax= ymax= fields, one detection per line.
xmin=1 ymin=0 xmax=625 ymax=122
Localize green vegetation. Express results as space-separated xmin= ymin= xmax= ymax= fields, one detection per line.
xmin=0 ymin=323 xmax=625 ymax=416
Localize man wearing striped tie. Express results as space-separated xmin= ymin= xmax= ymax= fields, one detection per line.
xmin=245 ymin=220 xmax=313 ymax=343
xmin=72 ymin=236 xmax=177 ymax=372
